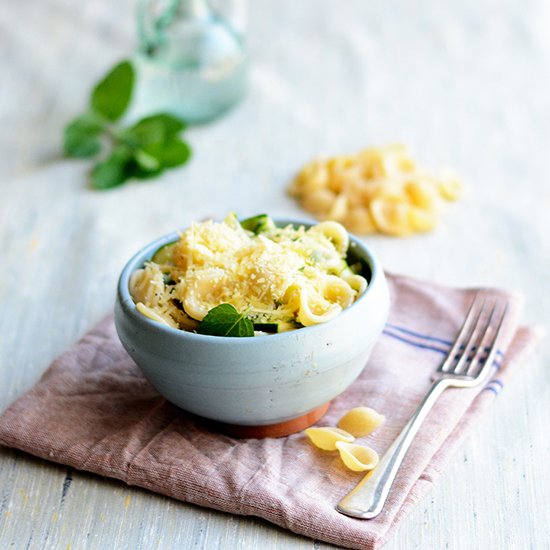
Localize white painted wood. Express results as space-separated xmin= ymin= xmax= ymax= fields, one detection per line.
xmin=1 ymin=0 xmax=548 ymax=549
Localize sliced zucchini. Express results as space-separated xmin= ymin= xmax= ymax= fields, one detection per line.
xmin=252 ymin=321 xmax=302 ymax=333
xmin=278 ymin=321 xmax=303 ymax=332
xmin=240 ymin=214 xmax=275 ymax=235
xmin=253 ymin=322 xmax=279 ymax=333
xmin=152 ymin=242 xmax=177 ymax=265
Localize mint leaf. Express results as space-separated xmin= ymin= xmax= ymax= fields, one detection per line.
xmin=64 ymin=114 xmax=103 ymax=158
xmin=91 ymin=60 xmax=134 ymax=121
xmin=143 ymin=138 xmax=191 ymax=168
xmin=125 ymin=113 xmax=186 ymax=144
xmin=91 ymin=146 xmax=132 ymax=189
xmin=134 ymin=148 xmax=161 ymax=171
xmin=64 ymin=60 xmax=192 ymax=189
xmin=127 ymin=160 xmax=164 ymax=180
xmin=122 ymin=113 xmax=190 ymax=170
xmin=197 ymin=304 xmax=254 ymax=337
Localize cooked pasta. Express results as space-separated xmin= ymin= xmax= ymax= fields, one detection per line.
xmin=130 ymin=214 xmax=368 ymax=335
xmin=289 ymin=144 xmax=463 ymax=236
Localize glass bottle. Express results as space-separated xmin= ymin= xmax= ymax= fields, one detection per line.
xmin=134 ymin=0 xmax=248 ymax=124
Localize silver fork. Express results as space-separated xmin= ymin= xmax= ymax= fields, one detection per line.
xmin=337 ymin=292 xmax=508 ymax=519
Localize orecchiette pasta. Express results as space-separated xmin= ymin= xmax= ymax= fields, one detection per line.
xmin=297 ymin=287 xmax=342 ymax=326
xmin=341 ymin=273 xmax=368 ymax=296
xmin=289 ymin=144 xmax=463 ymax=236
xmin=309 ymin=221 xmax=349 ymax=254
xmin=135 ymin=302 xmax=174 ymax=328
xmin=321 ymin=275 xmax=356 ymax=309
xmin=130 ymin=213 xmax=368 ymax=334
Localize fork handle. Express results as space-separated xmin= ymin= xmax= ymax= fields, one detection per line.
xmin=337 ymin=378 xmax=451 ymax=519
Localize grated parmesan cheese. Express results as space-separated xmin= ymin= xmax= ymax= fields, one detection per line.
xmin=130 ymin=214 xmax=367 ymax=333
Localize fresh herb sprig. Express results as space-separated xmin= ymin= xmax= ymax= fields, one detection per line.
xmin=197 ymin=304 xmax=254 ymax=337
xmin=63 ymin=60 xmax=191 ymax=190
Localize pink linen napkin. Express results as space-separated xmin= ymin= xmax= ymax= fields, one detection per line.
xmin=0 ymin=274 xmax=542 ymax=549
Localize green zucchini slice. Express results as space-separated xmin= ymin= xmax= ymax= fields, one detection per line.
xmin=152 ymin=242 xmax=177 ymax=265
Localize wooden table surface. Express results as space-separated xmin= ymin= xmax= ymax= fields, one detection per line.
xmin=1 ymin=0 xmax=549 ymax=548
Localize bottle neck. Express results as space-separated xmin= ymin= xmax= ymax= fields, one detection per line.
xmin=138 ymin=0 xmax=213 ymax=54
xmin=179 ymin=0 xmax=210 ymax=18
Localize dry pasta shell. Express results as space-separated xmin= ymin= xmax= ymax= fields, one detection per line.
xmin=357 ymin=149 xmax=386 ymax=179
xmin=343 ymin=206 xmax=377 ymax=234
xmin=337 ymin=407 xmax=385 ymax=437
xmin=327 ymin=155 xmax=355 ymax=173
xmin=335 ymin=441 xmax=379 ymax=472
xmin=396 ymin=155 xmax=416 ymax=173
xmin=326 ymin=194 xmax=348 ymax=221
xmin=289 ymin=145 xmax=461 ymax=238
xmin=404 ymin=180 xmax=438 ymax=210
xmin=408 ymin=206 xmax=438 ymax=233
xmin=302 ymin=188 xmax=336 ymax=215
xmin=438 ymin=174 xmax=463 ymax=201
xmin=369 ymin=198 xmax=413 ymax=236
xmin=359 ymin=180 xmax=383 ymax=204
xmin=304 ymin=427 xmax=355 ymax=451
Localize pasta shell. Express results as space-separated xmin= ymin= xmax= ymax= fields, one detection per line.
xmin=337 ymin=407 xmax=385 ymax=437
xmin=136 ymin=302 xmax=173 ymax=327
xmin=309 ymin=220 xmax=350 ymax=254
xmin=321 ymin=275 xmax=355 ymax=309
xmin=404 ymin=180 xmax=438 ymax=210
xmin=438 ymin=173 xmax=463 ymax=201
xmin=304 ymin=427 xmax=355 ymax=451
xmin=326 ymin=194 xmax=348 ymax=221
xmin=369 ymin=198 xmax=412 ymax=236
xmin=343 ymin=206 xmax=377 ymax=234
xmin=289 ymin=145 xmax=462 ymax=238
xmin=297 ymin=287 xmax=342 ymax=327
xmin=335 ymin=441 xmax=379 ymax=472
xmin=408 ymin=206 xmax=438 ymax=233
xmin=302 ymin=188 xmax=336 ymax=215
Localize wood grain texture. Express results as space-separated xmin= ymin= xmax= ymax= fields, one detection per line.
xmin=1 ymin=0 xmax=549 ymax=549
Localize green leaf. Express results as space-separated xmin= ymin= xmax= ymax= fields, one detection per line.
xmin=64 ymin=62 xmax=192 ymax=189
xmin=91 ymin=60 xmax=134 ymax=121
xmin=91 ymin=147 xmax=132 ymax=190
xmin=130 ymin=113 xmax=185 ymax=138
xmin=123 ymin=113 xmax=187 ymax=147
xmin=134 ymin=148 xmax=161 ymax=171
xmin=197 ymin=304 xmax=254 ymax=337
xmin=63 ymin=114 xmax=103 ymax=158
xmin=120 ymin=113 xmax=191 ymax=173
xmin=127 ymin=160 xmax=165 ymax=180
xmin=143 ymin=138 xmax=191 ymax=168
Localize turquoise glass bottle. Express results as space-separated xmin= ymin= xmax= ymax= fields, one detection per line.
xmin=135 ymin=0 xmax=247 ymax=123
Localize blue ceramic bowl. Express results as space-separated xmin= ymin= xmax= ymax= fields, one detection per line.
xmin=115 ymin=219 xmax=390 ymax=434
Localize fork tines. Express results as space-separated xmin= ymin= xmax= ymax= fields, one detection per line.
xmin=438 ymin=293 xmax=508 ymax=379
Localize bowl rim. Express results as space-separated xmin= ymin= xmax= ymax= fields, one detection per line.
xmin=117 ymin=217 xmax=386 ymax=344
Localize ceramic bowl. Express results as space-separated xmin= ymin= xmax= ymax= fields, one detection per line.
xmin=114 ymin=219 xmax=390 ymax=437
